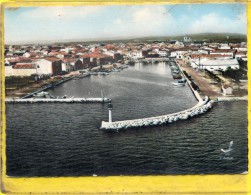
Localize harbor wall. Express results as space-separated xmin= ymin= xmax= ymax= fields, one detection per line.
xmin=101 ymin=97 xmax=213 ymax=130
xmin=175 ymin=60 xmax=202 ymax=102
xmin=5 ymin=97 xmax=111 ymax=103
xmin=100 ymin=60 xmax=213 ymax=130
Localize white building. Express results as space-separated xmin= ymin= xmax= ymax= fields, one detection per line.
xmin=191 ymin=58 xmax=239 ymax=71
xmin=23 ymin=52 xmax=31 ymax=58
xmin=5 ymin=64 xmax=37 ymax=77
xmin=198 ymin=49 xmax=210 ymax=54
xmin=35 ymin=58 xmax=62 ymax=75
xmin=170 ymin=50 xmax=188 ymax=59
xmin=127 ymin=50 xmax=143 ymax=59
xmin=222 ymin=84 xmax=233 ymax=96
xmin=183 ymin=35 xmax=191 ymax=42
xmin=219 ymin=44 xmax=231 ymax=50
xmin=210 ymin=50 xmax=234 ymax=57
xmin=157 ymin=50 xmax=168 ymax=57
xmin=35 ymin=59 xmax=53 ymax=75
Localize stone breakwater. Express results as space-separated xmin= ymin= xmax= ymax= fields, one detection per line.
xmin=100 ymin=97 xmax=213 ymax=130
xmin=5 ymin=97 xmax=111 ymax=103
xmin=100 ymin=60 xmax=214 ymax=130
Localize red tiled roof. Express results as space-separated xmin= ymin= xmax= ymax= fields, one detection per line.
xmin=18 ymin=57 xmax=33 ymax=63
xmin=45 ymin=57 xmax=61 ymax=62
xmin=190 ymin=54 xmax=233 ymax=59
xmin=62 ymin=58 xmax=76 ymax=63
xmin=211 ymin=49 xmax=235 ymax=53
xmin=80 ymin=53 xmax=112 ymax=59
xmin=13 ymin=64 xmax=35 ymax=69
xmin=236 ymin=51 xmax=246 ymax=55
xmin=222 ymin=84 xmax=233 ymax=89
xmin=105 ymin=44 xmax=115 ymax=50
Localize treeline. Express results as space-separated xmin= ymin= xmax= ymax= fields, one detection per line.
xmin=183 ymin=70 xmax=200 ymax=91
xmin=205 ymin=70 xmax=224 ymax=83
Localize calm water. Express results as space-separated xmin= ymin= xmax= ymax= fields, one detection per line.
xmin=6 ymin=62 xmax=248 ymax=176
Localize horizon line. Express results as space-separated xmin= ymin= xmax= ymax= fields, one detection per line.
xmin=5 ymin=32 xmax=247 ymax=45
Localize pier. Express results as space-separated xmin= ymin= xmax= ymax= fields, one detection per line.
xmin=100 ymin=60 xmax=214 ymax=130
xmin=6 ymin=97 xmax=111 ymax=104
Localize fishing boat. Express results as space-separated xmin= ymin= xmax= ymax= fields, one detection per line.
xmin=173 ymin=80 xmax=186 ymax=87
xmin=171 ymin=70 xmax=180 ymax=74
xmin=173 ymin=78 xmax=186 ymax=87
xmin=172 ymin=73 xmax=183 ymax=79
xmin=33 ymin=91 xmax=49 ymax=97
xmin=171 ymin=65 xmax=179 ymax=71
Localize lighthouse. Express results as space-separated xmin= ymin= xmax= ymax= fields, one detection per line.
xmin=108 ymin=103 xmax=113 ymax=123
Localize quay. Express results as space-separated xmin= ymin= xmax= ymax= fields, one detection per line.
xmin=19 ymin=73 xmax=91 ymax=99
xmin=175 ymin=59 xmax=220 ymax=98
xmin=21 ymin=76 xmax=74 ymax=99
xmin=6 ymin=97 xmax=111 ymax=104
xmin=100 ymin=60 xmax=214 ymax=130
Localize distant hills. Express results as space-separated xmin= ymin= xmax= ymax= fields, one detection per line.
xmin=6 ymin=33 xmax=247 ymax=45
xmin=136 ymin=33 xmax=247 ymax=42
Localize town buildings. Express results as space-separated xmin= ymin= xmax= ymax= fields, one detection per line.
xmin=4 ymin=38 xmax=247 ymax=79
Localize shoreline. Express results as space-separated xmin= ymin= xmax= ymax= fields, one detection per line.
xmin=5 ymin=63 xmax=129 ymax=99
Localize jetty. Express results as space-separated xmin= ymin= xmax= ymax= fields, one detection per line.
xmin=101 ymin=97 xmax=213 ymax=130
xmin=100 ymin=60 xmax=214 ymax=130
xmin=6 ymin=97 xmax=111 ymax=104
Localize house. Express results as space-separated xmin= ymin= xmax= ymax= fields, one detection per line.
xmin=169 ymin=49 xmax=189 ymax=59
xmin=62 ymin=58 xmax=75 ymax=72
xmin=127 ymin=50 xmax=144 ymax=59
xmin=235 ymin=51 xmax=247 ymax=61
xmin=81 ymin=53 xmax=114 ymax=67
xmin=157 ymin=50 xmax=168 ymax=57
xmin=5 ymin=63 xmax=37 ymax=77
xmin=35 ymin=58 xmax=62 ymax=76
xmin=222 ymin=84 xmax=233 ymax=96
xmin=219 ymin=44 xmax=231 ymax=50
xmin=74 ymin=59 xmax=85 ymax=70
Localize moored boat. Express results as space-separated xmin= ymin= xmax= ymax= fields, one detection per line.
xmin=172 ymin=78 xmax=186 ymax=87
xmin=172 ymin=81 xmax=185 ymax=87
xmin=33 ymin=91 xmax=49 ymax=97
xmin=172 ymin=73 xmax=183 ymax=79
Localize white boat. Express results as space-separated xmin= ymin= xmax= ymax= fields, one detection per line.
xmin=173 ymin=82 xmax=185 ymax=87
xmin=172 ymin=79 xmax=186 ymax=87
xmin=33 ymin=91 xmax=49 ymax=97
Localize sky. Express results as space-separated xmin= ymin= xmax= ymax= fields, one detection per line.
xmin=4 ymin=4 xmax=247 ymax=44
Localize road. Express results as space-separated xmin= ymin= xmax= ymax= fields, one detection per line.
xmin=176 ymin=59 xmax=222 ymax=98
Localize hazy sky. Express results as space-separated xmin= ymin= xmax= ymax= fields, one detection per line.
xmin=5 ymin=4 xmax=247 ymax=44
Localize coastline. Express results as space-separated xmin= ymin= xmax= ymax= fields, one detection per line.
xmin=5 ymin=63 xmax=129 ymax=99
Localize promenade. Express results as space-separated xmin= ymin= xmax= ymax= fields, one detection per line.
xmin=176 ymin=59 xmax=221 ymax=98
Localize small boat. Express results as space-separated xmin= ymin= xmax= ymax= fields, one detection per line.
xmin=49 ymin=95 xmax=56 ymax=99
xmin=171 ymin=65 xmax=179 ymax=71
xmin=173 ymin=78 xmax=186 ymax=87
xmin=179 ymin=78 xmax=187 ymax=83
xmin=173 ymin=80 xmax=185 ymax=87
xmin=112 ymin=69 xmax=121 ymax=72
xmin=33 ymin=91 xmax=49 ymax=97
xmin=171 ymin=70 xmax=180 ymax=74
xmin=172 ymin=73 xmax=183 ymax=79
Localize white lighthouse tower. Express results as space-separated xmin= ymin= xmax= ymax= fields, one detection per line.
xmin=108 ymin=103 xmax=113 ymax=123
